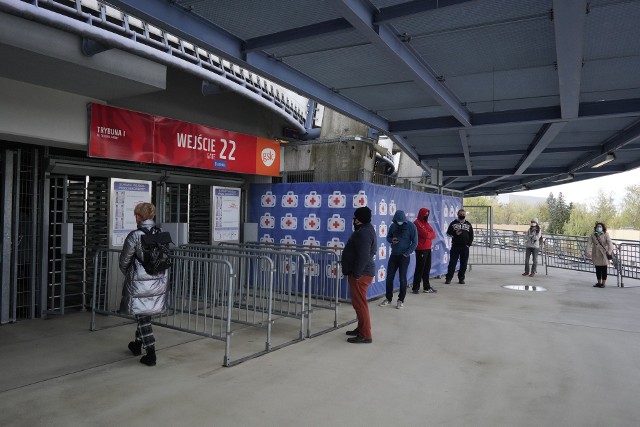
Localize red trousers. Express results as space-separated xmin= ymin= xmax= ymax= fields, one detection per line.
xmin=348 ymin=275 xmax=374 ymax=339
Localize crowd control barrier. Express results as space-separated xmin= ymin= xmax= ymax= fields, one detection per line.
xmin=469 ymin=229 xmax=544 ymax=267
xmin=90 ymin=248 xmax=303 ymax=367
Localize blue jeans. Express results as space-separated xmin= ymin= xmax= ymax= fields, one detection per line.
xmin=386 ymin=254 xmax=410 ymax=302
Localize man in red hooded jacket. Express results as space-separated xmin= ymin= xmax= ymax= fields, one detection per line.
xmin=412 ymin=207 xmax=437 ymax=293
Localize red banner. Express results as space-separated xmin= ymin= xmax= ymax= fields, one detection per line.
xmin=88 ymin=104 xmax=281 ymax=176
xmin=88 ymin=104 xmax=155 ymax=163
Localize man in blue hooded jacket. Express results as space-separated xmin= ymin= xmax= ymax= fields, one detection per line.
xmin=379 ymin=210 xmax=418 ymax=309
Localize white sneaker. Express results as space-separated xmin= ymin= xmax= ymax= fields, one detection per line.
xmin=396 ymin=300 xmax=404 ymax=309
xmin=378 ymin=299 xmax=391 ymax=307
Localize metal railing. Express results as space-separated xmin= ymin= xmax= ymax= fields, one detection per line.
xmin=469 ymin=228 xmax=543 ymax=267
xmin=90 ymin=247 xmax=310 ymax=367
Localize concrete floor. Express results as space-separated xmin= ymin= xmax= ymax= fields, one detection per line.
xmin=1 ymin=264 xmax=639 ymax=427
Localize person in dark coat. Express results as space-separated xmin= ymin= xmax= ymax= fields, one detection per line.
xmin=445 ymin=209 xmax=473 ymax=284
xmin=119 ymin=202 xmax=169 ymax=366
xmin=412 ymin=207 xmax=437 ymax=293
xmin=379 ymin=210 xmax=418 ymax=309
xmin=341 ymin=206 xmax=376 ymax=343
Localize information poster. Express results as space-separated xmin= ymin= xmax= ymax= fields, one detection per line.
xmin=212 ymin=187 xmax=241 ymax=242
xmin=110 ymin=179 xmax=152 ymax=247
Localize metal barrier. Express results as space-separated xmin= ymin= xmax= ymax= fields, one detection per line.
xmin=209 ymin=242 xmax=355 ymax=337
xmin=89 ymin=248 xmax=300 ymax=367
xmin=182 ymin=243 xmax=315 ymax=338
xmin=469 ymin=229 xmax=543 ymax=267
xmin=609 ymin=243 xmax=640 ymax=287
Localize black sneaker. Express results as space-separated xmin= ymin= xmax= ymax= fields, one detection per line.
xmin=345 ymin=329 xmax=359 ymax=336
xmin=412 ymin=289 xmax=420 ymax=294
xmin=459 ymin=279 xmax=465 ymax=284
xmin=445 ymin=279 xmax=451 ymax=284
xmin=424 ymin=288 xmax=437 ymax=293
xmin=347 ymin=336 xmax=372 ymax=344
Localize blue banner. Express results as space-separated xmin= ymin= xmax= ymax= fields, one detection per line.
xmin=249 ymin=182 xmax=462 ymax=298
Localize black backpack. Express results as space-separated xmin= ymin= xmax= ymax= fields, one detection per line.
xmin=138 ymin=226 xmax=173 ymax=275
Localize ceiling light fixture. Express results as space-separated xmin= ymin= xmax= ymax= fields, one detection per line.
xmin=554 ymin=173 xmax=574 ymax=183
xmin=591 ymin=153 xmax=615 ymax=168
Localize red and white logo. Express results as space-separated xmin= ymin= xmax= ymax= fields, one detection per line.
xmin=379 ymin=221 xmax=388 ymax=237
xmin=280 ymin=235 xmax=297 ymax=246
xmin=303 ymin=236 xmax=321 ymax=248
xmin=282 ymin=259 xmax=297 ymax=274
xmin=281 ymin=191 xmax=298 ymax=208
xmin=304 ymin=191 xmax=322 ymax=208
xmin=307 ymin=262 xmax=320 ymax=277
xmin=326 ymin=237 xmax=344 ymax=254
xmin=328 ymin=191 xmax=346 ymax=208
xmin=260 ymin=212 xmax=275 ymax=229
xmin=280 ymin=213 xmax=297 ymax=230
xmin=303 ymin=213 xmax=321 ymax=231
xmin=261 ymin=191 xmax=276 ymax=208
xmin=326 ymin=262 xmax=343 ymax=279
xmin=352 ymin=190 xmax=368 ymax=208
xmin=378 ymin=243 xmax=387 ymax=260
xmin=377 ymin=265 xmax=387 ymax=283
xmin=327 ymin=214 xmax=345 ymax=232
xmin=389 ymin=200 xmax=397 ymax=216
xmin=379 ymin=199 xmax=387 ymax=216
xmin=261 ymin=148 xmax=276 ymax=167
xmin=259 ymin=234 xmax=274 ymax=244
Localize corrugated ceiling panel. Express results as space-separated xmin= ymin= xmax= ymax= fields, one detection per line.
xmin=410 ymin=17 xmax=555 ymax=77
xmin=378 ymin=105 xmax=449 ymax=121
xmin=340 ymin=81 xmax=440 ymax=111
xmin=180 ymin=0 xmax=340 ymax=40
xmin=584 ymin=1 xmax=640 ymax=60
xmin=283 ymin=44 xmax=414 ymax=88
xmin=581 ymin=57 xmax=640 ymax=95
xmin=265 ymin=30 xmax=369 ymax=59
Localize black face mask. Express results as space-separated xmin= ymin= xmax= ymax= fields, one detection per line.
xmin=458 ymin=216 xmax=465 ymax=221
xmin=353 ymin=220 xmax=359 ymax=228
xmin=423 ymin=215 xmax=429 ymax=221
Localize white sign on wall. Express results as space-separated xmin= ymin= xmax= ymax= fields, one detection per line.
xmin=212 ymin=186 xmax=241 ymax=242
xmin=109 ymin=179 xmax=152 ymax=248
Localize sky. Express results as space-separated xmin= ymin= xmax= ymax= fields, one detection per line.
xmin=498 ymin=168 xmax=640 ymax=206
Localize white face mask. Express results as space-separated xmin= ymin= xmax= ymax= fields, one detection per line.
xmin=596 ymin=226 xmax=603 ymax=233
xmin=531 ymin=222 xmax=537 ymax=227
xmin=397 ymin=221 xmax=404 ymax=225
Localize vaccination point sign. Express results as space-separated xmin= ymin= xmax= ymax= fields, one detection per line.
xmin=88 ymin=103 xmax=281 ymax=177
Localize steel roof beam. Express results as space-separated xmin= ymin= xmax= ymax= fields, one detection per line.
xmin=390 ymin=98 xmax=640 ymax=134
xmin=106 ymin=0 xmax=389 ymax=132
xmin=330 ymin=0 xmax=471 ymax=127
xmin=419 ymin=145 xmax=603 ymax=161
xmin=244 ymin=19 xmax=352 ymax=52
xmin=514 ymin=122 xmax=567 ymax=175
xmin=458 ymin=130 xmax=472 ymax=176
xmin=463 ymin=176 xmax=506 ymax=192
xmin=553 ymin=0 xmax=587 ymax=119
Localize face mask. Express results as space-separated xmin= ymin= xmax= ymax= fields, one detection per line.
xmin=596 ymin=226 xmax=603 ymax=233
xmin=397 ymin=221 xmax=404 ymax=225
xmin=458 ymin=216 xmax=465 ymax=221
xmin=423 ymin=215 xmax=429 ymax=221
xmin=531 ymin=222 xmax=537 ymax=227
xmin=353 ymin=220 xmax=359 ymax=228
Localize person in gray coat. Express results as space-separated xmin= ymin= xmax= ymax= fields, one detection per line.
xmin=119 ymin=202 xmax=168 ymax=366
xmin=522 ymin=217 xmax=542 ymax=277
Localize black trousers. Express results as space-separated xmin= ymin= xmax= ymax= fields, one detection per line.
xmin=595 ymin=265 xmax=608 ymax=281
xmin=412 ymin=249 xmax=432 ymax=291
xmin=447 ymin=245 xmax=469 ymax=281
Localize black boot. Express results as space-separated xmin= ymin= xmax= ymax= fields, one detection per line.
xmin=128 ymin=340 xmax=142 ymax=356
xmin=140 ymin=346 xmax=156 ymax=366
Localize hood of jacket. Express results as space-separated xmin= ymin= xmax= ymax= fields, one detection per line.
xmin=392 ymin=210 xmax=407 ymax=223
xmin=417 ymin=207 xmax=430 ymax=219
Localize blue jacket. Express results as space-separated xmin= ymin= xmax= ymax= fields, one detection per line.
xmin=386 ymin=210 xmax=418 ymax=256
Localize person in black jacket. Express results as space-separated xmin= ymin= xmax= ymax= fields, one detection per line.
xmin=341 ymin=206 xmax=376 ymax=344
xmin=445 ymin=209 xmax=474 ymax=284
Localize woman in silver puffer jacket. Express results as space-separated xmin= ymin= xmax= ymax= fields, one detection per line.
xmin=119 ymin=202 xmax=168 ymax=366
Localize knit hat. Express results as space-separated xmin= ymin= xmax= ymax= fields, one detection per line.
xmin=354 ymin=206 xmax=372 ymax=224
xmin=531 ymin=217 xmax=539 ymax=223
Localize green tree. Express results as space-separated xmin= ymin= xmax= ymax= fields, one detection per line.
xmin=564 ymin=203 xmax=596 ymax=236
xmin=546 ymin=192 xmax=572 ymax=234
xmin=591 ymin=189 xmax=618 ymax=228
xmin=619 ymin=184 xmax=640 ymax=229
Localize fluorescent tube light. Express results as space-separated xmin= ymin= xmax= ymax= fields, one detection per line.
xmin=591 ymin=153 xmax=615 ymax=168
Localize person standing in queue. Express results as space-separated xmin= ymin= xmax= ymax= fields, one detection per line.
xmin=119 ymin=202 xmax=169 ymax=366
xmin=585 ymin=221 xmax=615 ymax=288
xmin=412 ymin=207 xmax=437 ymax=294
xmin=379 ymin=210 xmax=418 ymax=309
xmin=522 ymin=217 xmax=542 ymax=277
xmin=341 ymin=206 xmax=376 ymax=343
xmin=445 ymin=209 xmax=473 ymax=285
